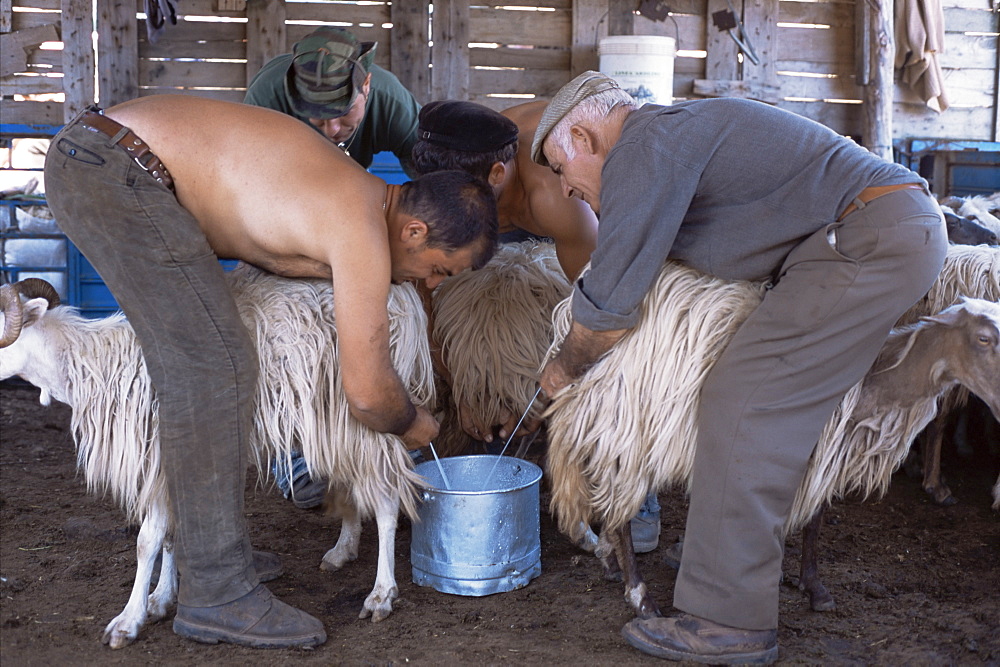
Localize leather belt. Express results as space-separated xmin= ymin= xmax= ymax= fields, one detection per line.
xmin=77 ymin=110 xmax=175 ymax=193
xmin=838 ymin=183 xmax=924 ymax=221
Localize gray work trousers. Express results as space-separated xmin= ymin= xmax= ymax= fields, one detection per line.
xmin=44 ymin=113 xmax=258 ymax=607
xmin=673 ymin=188 xmax=947 ymax=630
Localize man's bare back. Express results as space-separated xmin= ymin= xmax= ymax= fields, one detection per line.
xmin=500 ymin=101 xmax=598 ymax=281
xmin=108 ymin=95 xmax=388 ymax=282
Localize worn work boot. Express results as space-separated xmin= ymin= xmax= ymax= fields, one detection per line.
xmin=173 ymin=584 xmax=326 ymax=649
xmin=630 ymin=492 xmax=661 ymax=553
xmin=663 ymin=537 xmax=684 ymax=570
xmin=621 ymin=614 xmax=778 ymax=664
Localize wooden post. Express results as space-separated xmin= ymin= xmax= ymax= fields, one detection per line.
xmin=861 ymin=0 xmax=893 ymax=159
xmin=572 ymin=0 xmax=606 ymax=76
xmin=96 ymin=0 xmax=138 ymax=108
xmin=390 ymin=0 xmax=430 ymax=105
xmin=245 ymin=0 xmax=286 ymax=85
xmin=431 ymin=0 xmax=469 ymax=101
xmin=1 ymin=0 xmax=13 ymax=33
xmin=61 ymin=0 xmax=96 ymax=120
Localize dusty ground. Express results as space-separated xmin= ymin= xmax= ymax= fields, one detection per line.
xmin=1 ymin=381 xmax=998 ymax=666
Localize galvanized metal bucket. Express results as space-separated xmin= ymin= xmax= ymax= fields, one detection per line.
xmin=411 ymin=455 xmax=543 ymax=596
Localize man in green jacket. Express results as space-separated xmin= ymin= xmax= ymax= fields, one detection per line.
xmin=245 ymin=26 xmax=421 ymax=179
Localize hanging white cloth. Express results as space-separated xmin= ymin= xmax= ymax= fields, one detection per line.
xmin=894 ymin=0 xmax=950 ymax=112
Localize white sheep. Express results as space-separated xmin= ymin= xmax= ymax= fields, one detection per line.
xmin=0 ymin=263 xmax=434 ymax=648
xmin=431 ymin=240 xmax=570 ymax=455
xmin=940 ymin=192 xmax=1000 ymax=237
xmin=542 ymin=255 xmax=1000 ymax=619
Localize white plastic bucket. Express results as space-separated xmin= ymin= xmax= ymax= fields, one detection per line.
xmin=599 ymin=35 xmax=677 ymax=106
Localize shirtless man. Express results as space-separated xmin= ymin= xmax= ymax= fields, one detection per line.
xmin=43 ymin=95 xmax=497 ymax=649
xmin=413 ymin=100 xmax=598 ymax=282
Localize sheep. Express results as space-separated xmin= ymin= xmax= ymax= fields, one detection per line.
xmin=541 ymin=249 xmax=1000 ymax=620
xmin=940 ymin=193 xmax=1000 ymax=237
xmin=431 ymin=240 xmax=570 ymax=456
xmin=941 ymin=207 xmax=997 ymax=246
xmin=0 ymin=263 xmax=434 ymax=648
xmin=896 ymin=244 xmax=999 ymax=505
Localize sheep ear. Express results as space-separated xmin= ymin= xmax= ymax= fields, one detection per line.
xmin=920 ymin=309 xmax=962 ymax=327
xmin=21 ymin=297 xmax=51 ymax=328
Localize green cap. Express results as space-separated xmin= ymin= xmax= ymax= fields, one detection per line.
xmin=285 ymin=27 xmax=377 ymax=119
xmin=531 ymin=71 xmax=621 ymax=166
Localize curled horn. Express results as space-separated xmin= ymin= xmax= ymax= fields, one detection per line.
xmin=16 ymin=278 xmax=61 ymax=308
xmin=0 ymin=279 xmax=60 ymax=348
xmin=0 ymin=283 xmax=25 ymax=348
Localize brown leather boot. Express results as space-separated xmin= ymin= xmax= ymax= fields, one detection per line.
xmin=173 ymin=584 xmax=326 ymax=649
xmin=621 ymin=613 xmax=777 ymax=664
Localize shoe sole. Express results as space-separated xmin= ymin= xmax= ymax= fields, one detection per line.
xmin=621 ymin=626 xmax=778 ymax=665
xmin=173 ymin=617 xmax=325 ymax=649
xmin=632 ymin=539 xmax=659 ymax=554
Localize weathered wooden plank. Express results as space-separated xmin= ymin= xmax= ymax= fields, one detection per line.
xmin=1 ymin=0 xmax=14 ymax=32
xmin=740 ymin=0 xmax=779 ymax=88
xmin=778 ymin=99 xmax=861 ymax=135
xmin=139 ymin=58 xmax=245 ymax=87
xmin=97 ymin=0 xmax=139 ymax=108
xmin=470 ymin=67 xmax=575 ymax=98
xmin=432 ymin=0 xmax=469 ymax=100
xmin=705 ymin=0 xmax=739 ymax=80
xmin=390 ymin=0 xmax=430 ymax=104
xmin=137 ymin=86 xmax=245 ymax=103
xmin=60 ymin=0 xmax=94 ymax=120
xmin=0 ymin=72 xmax=65 ymax=94
xmin=139 ymin=19 xmax=245 ymax=42
xmin=634 ymin=12 xmax=707 ymax=50
xmin=470 ymin=7 xmax=571 ymax=47
xmin=284 ymin=2 xmax=391 ymax=25
xmin=245 ymin=0 xmax=286 ymax=84
xmin=938 ymin=33 xmax=998 ymax=71
xmin=140 ymin=39 xmax=247 ymax=60
xmin=1 ymin=24 xmax=59 ymax=77
xmin=778 ymin=25 xmax=854 ymax=63
xmin=12 ymin=0 xmax=62 ymax=10
xmin=22 ymin=48 xmax=62 ymax=68
xmin=896 ymin=69 xmax=995 ymax=107
xmin=860 ymin=0 xmax=893 ymax=158
xmin=939 ymin=7 xmax=998 ymax=33
xmin=891 ymin=104 xmax=994 ymax=141
xmin=693 ymin=77 xmax=781 ymax=101
xmin=0 ymin=98 xmax=63 ymax=124
xmin=469 ymin=46 xmax=570 ymax=70
xmin=779 ymin=1 xmax=854 ymax=27
xmin=608 ymin=0 xmax=634 ymax=36
xmin=572 ymin=0 xmax=605 ymax=74
xmin=173 ymin=0 xmax=246 ymax=17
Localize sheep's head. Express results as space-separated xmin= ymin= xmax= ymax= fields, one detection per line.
xmin=0 ymin=278 xmax=60 ymax=348
xmin=920 ymin=298 xmax=1000 ymax=422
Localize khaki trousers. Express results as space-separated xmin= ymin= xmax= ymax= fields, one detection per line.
xmin=673 ymin=188 xmax=947 ymax=629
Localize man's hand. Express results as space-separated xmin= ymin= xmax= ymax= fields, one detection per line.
xmin=399 ymin=406 xmax=440 ymax=451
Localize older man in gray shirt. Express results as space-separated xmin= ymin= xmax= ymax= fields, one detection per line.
xmin=532 ymin=72 xmax=946 ymax=664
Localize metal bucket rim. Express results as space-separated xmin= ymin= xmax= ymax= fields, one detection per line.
xmin=416 ymin=455 xmax=543 ymax=495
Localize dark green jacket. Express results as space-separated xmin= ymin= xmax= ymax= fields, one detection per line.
xmin=245 ymin=54 xmax=421 ymax=178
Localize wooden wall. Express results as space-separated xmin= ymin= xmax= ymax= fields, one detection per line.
xmin=2 ymin=0 xmax=997 ymax=142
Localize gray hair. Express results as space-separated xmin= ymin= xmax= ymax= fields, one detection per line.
xmin=547 ymin=88 xmax=637 ymax=162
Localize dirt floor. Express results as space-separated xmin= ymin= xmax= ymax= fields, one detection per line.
xmin=1 ymin=381 xmax=998 ymax=666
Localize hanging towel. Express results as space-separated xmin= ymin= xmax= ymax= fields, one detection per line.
xmin=894 ymin=0 xmax=949 ymax=112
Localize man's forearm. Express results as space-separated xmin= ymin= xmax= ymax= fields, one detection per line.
xmin=555 ymin=320 xmax=628 ymax=379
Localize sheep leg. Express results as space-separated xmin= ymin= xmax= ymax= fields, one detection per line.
xmin=569 ymin=521 xmax=599 ymax=553
xmin=146 ymin=536 xmax=176 ymax=622
xmin=921 ymin=410 xmax=956 ymax=506
xmin=798 ymin=507 xmax=835 ymax=612
xmin=596 ymin=526 xmax=623 ymax=582
xmin=358 ymin=495 xmax=399 ymax=623
xmin=320 ymin=487 xmax=361 ymax=570
xmin=609 ymin=523 xmax=660 ymax=619
xmin=101 ymin=502 xmax=169 ymax=648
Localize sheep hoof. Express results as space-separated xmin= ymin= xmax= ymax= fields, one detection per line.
xmin=320 ymin=546 xmax=356 ymax=571
xmin=102 ymin=617 xmax=141 ymax=649
xmin=925 ymin=486 xmax=958 ymax=506
xmin=808 ymin=588 xmax=836 ymax=612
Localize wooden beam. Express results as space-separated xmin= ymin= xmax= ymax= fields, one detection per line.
xmin=693 ymin=78 xmax=779 ymax=102
xmin=1 ymin=0 xmax=12 ymax=32
xmin=431 ymin=0 xmax=469 ymax=101
xmin=705 ymin=0 xmax=739 ymax=81
xmin=854 ymin=0 xmax=870 ymax=86
xmin=861 ymin=0 xmax=892 ymax=159
xmin=739 ymin=0 xmax=778 ymax=91
xmin=96 ymin=0 xmax=138 ymax=109
xmin=572 ymin=0 xmax=605 ymax=76
xmin=390 ymin=0 xmax=430 ymax=105
xmin=61 ymin=0 xmax=95 ymax=121
xmin=245 ymin=0 xmax=286 ymax=86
